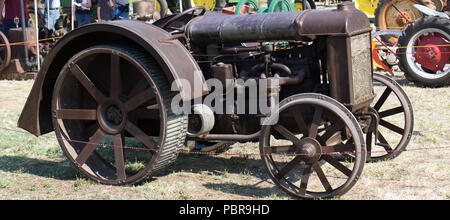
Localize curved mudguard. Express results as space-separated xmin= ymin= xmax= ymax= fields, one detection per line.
xmin=18 ymin=20 xmax=207 ymax=136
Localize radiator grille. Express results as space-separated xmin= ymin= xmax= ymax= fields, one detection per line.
xmin=350 ymin=33 xmax=374 ymax=104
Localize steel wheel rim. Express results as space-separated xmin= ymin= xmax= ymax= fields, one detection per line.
xmin=367 ymin=74 xmax=414 ymax=161
xmin=260 ymin=94 xmax=366 ymax=199
xmin=52 ymin=46 xmax=166 ymax=185
xmin=405 ymin=28 xmax=450 ymax=80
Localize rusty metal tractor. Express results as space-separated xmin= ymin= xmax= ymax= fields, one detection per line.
xmin=18 ymin=2 xmax=414 ymax=199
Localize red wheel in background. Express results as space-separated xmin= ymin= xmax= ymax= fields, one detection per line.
xmin=398 ymin=16 xmax=450 ymax=87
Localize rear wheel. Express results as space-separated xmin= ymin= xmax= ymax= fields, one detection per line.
xmin=52 ymin=44 xmax=187 ymax=185
xmin=398 ymin=16 xmax=450 ymax=87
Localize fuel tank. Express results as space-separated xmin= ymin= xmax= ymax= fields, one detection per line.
xmin=186 ymin=2 xmax=371 ymax=44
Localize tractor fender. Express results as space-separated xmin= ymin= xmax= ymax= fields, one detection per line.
xmin=18 ymin=20 xmax=207 ymax=136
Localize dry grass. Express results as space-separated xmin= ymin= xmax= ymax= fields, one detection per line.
xmin=0 ymin=74 xmax=449 ymax=200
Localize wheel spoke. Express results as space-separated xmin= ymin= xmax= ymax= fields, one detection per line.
xmin=264 ymin=145 xmax=296 ymax=154
xmin=377 ymin=131 xmax=393 ymax=152
xmin=309 ymin=107 xmax=323 ymax=138
xmin=291 ymin=106 xmax=309 ymax=136
xmin=113 ymin=134 xmax=126 ymax=181
xmin=275 ymin=156 xmax=303 ymax=180
xmin=110 ymin=54 xmax=122 ymax=99
xmin=379 ymin=119 xmax=404 ymax=135
xmin=322 ymin=143 xmax=355 ymax=155
xmin=320 ymin=120 xmax=345 ymax=142
xmin=70 ymin=64 xmax=106 ymax=103
xmin=125 ymin=120 xmax=158 ymax=150
xmin=75 ymin=129 xmax=105 ymax=166
xmin=322 ymin=155 xmax=352 ymax=177
xmin=147 ymin=104 xmax=159 ymax=110
xmin=379 ymin=106 xmax=404 ymax=118
xmin=124 ymin=88 xmax=154 ymax=113
xmin=298 ymin=164 xmax=312 ymax=196
xmin=312 ymin=162 xmax=333 ymax=193
xmin=56 ymin=109 xmax=97 ymax=120
xmin=374 ymin=87 xmax=392 ymax=111
xmin=273 ymin=125 xmax=302 ymax=146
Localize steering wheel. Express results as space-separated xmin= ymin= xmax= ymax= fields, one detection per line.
xmin=161 ymin=6 xmax=207 ymax=30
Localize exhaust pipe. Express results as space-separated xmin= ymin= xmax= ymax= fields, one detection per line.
xmin=19 ymin=0 xmax=40 ymax=70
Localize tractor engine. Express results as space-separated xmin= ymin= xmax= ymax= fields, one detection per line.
xmin=181 ymin=2 xmax=374 ymax=137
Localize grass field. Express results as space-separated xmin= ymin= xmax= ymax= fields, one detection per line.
xmin=0 ymin=73 xmax=449 ymax=200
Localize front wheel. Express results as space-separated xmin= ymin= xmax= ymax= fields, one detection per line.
xmin=366 ymin=74 xmax=414 ymax=162
xmin=260 ymin=94 xmax=366 ymax=199
xmin=398 ymin=16 xmax=450 ymax=87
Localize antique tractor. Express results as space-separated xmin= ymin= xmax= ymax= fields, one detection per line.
xmin=18 ymin=2 xmax=414 ymax=199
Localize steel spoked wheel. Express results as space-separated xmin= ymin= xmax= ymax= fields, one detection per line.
xmin=0 ymin=32 xmax=11 ymax=72
xmin=366 ymin=74 xmax=414 ymax=162
xmin=52 ymin=44 xmax=187 ymax=185
xmin=260 ymin=94 xmax=366 ymax=199
xmin=398 ymin=16 xmax=450 ymax=87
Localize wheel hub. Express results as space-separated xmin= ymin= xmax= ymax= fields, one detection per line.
xmin=396 ymin=13 xmax=411 ymax=27
xmin=97 ymin=99 xmax=127 ymax=134
xmin=105 ymin=105 xmax=123 ymax=126
xmin=297 ymin=137 xmax=322 ymax=164
xmin=414 ymin=33 xmax=449 ymax=72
